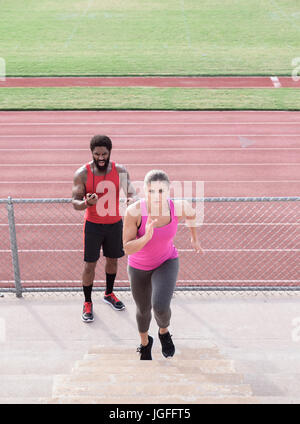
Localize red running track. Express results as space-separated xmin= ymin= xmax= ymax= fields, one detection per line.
xmin=0 ymin=110 xmax=299 ymax=198
xmin=0 ymin=76 xmax=299 ymax=88
xmin=0 ymin=110 xmax=299 ymax=289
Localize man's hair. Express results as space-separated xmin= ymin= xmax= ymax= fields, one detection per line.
xmin=144 ymin=169 xmax=170 ymax=186
xmin=90 ymin=135 xmax=112 ymax=152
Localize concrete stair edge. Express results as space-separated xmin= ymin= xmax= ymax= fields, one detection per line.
xmin=50 ymin=344 xmax=257 ymax=403
xmin=50 ymin=395 xmax=259 ymax=404
xmin=0 ymin=397 xmax=52 ymax=404
xmin=52 ymin=378 xmax=253 ymax=398
xmin=73 ymin=359 xmax=236 ymax=374
xmin=66 ymin=370 xmax=246 ymax=384
xmin=88 ymin=344 xmax=219 ymax=355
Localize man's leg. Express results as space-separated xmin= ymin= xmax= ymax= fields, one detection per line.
xmin=102 ymin=220 xmax=125 ymax=310
xmin=103 ymin=257 xmax=125 ymax=310
xmin=105 ymin=257 xmax=118 ymax=295
xmin=81 ymin=261 xmax=97 ymax=323
xmin=82 ymin=220 xmax=102 ymax=322
xmin=82 ymin=261 xmax=97 ymax=301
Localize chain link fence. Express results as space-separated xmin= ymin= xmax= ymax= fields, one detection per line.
xmin=0 ymin=197 xmax=299 ymax=297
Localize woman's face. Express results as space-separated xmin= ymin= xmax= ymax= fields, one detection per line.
xmin=145 ymin=180 xmax=170 ymax=214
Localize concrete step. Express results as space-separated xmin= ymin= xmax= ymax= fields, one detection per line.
xmin=84 ymin=349 xmax=223 ymax=361
xmin=255 ymin=396 xmax=300 ymax=404
xmin=0 ymin=397 xmax=51 ymax=404
xmin=88 ymin=344 xmax=220 ymax=358
xmin=68 ymin=370 xmax=245 ymax=385
xmin=0 ymin=352 xmax=81 ymax=375
xmin=51 ymin=343 xmax=256 ymax=404
xmin=73 ymin=358 xmax=236 ymax=374
xmin=51 ymin=395 xmax=259 ymax=404
xmin=0 ymin=375 xmax=53 ymax=398
xmin=52 ymin=375 xmax=252 ymax=398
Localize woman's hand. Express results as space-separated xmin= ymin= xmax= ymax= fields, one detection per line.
xmin=191 ymin=238 xmax=203 ymax=253
xmin=145 ymin=216 xmax=157 ymax=241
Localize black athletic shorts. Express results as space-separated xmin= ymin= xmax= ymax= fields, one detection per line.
xmin=84 ymin=219 xmax=124 ymax=262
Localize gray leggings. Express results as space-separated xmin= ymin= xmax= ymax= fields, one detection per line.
xmin=128 ymin=258 xmax=179 ymax=333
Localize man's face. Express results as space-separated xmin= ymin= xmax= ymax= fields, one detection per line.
xmin=92 ymin=146 xmax=111 ymax=171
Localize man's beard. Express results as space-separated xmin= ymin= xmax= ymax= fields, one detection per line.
xmin=93 ymin=155 xmax=110 ymax=172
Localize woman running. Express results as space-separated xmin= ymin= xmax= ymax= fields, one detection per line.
xmin=123 ymin=170 xmax=202 ymax=360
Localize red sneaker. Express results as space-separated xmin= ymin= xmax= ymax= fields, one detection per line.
xmin=81 ymin=301 xmax=94 ymax=323
xmin=103 ymin=292 xmax=125 ymax=311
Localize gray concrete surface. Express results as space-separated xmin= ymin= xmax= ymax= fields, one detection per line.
xmin=0 ymin=290 xmax=300 ymax=403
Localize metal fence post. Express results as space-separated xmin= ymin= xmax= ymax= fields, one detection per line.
xmin=7 ymin=197 xmax=22 ymax=298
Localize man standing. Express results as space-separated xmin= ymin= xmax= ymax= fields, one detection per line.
xmin=72 ymin=135 xmax=137 ymax=323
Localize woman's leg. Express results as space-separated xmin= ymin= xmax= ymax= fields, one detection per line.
xmin=128 ymin=265 xmax=153 ymax=346
xmin=151 ymin=258 xmax=179 ymax=357
xmin=151 ymin=258 xmax=179 ymax=333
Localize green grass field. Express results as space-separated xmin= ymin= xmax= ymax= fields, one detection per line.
xmin=1 ymin=0 xmax=300 ymax=76
xmin=0 ymin=87 xmax=299 ymax=110
xmin=1 ymin=1 xmax=300 ymax=110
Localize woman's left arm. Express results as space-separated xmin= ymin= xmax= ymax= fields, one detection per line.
xmin=174 ymin=200 xmax=203 ymax=254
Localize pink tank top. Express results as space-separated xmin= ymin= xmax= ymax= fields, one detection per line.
xmin=128 ymin=199 xmax=178 ymax=270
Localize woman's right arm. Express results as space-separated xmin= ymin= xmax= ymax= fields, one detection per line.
xmin=123 ymin=205 xmax=156 ymax=255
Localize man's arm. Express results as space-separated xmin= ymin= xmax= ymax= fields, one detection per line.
xmin=116 ymin=164 xmax=139 ymax=205
xmin=72 ymin=167 xmax=97 ymax=210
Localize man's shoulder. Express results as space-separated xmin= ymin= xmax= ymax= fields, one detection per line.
xmin=74 ymin=164 xmax=88 ymax=180
xmin=115 ymin=163 xmax=127 ymax=174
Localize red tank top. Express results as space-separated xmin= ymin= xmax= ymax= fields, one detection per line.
xmin=84 ymin=161 xmax=121 ymax=224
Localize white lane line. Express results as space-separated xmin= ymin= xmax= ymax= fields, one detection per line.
xmin=0 ymin=249 xmax=298 ymax=252
xmin=0 ymin=121 xmax=299 ymax=125
xmin=1 ymin=180 xmax=299 ymax=184
xmin=1 ymin=222 xmax=298 ymax=227
xmin=0 ymin=223 xmax=82 ymax=226
xmin=0 ymin=163 xmax=299 ymax=166
xmin=1 ymin=148 xmax=300 ymax=151
xmin=0 ymin=279 xmax=299 ymax=284
xmin=179 ymin=249 xmax=300 ymax=252
xmin=270 ymin=76 xmax=282 ymax=88
xmin=1 ymin=280 xmax=298 ymax=284
xmin=1 ymin=134 xmax=300 ymax=137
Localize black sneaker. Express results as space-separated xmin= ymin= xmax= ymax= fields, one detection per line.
xmin=137 ymin=335 xmax=153 ymax=360
xmin=158 ymin=331 xmax=175 ymax=358
xmin=81 ymin=301 xmax=94 ymax=323
xmin=103 ymin=292 xmax=125 ymax=311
